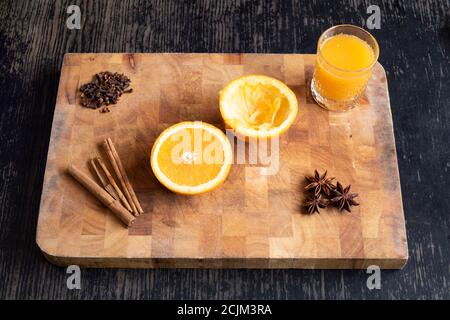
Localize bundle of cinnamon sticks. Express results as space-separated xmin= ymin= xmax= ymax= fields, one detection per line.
xmin=68 ymin=138 xmax=143 ymax=227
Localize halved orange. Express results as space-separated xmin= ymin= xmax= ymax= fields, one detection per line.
xmin=219 ymin=75 xmax=298 ymax=139
xmin=150 ymin=121 xmax=232 ymax=195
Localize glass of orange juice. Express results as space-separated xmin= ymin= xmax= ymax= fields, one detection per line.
xmin=311 ymin=24 xmax=379 ymax=111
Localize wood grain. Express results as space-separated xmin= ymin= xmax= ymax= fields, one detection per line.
xmin=36 ymin=53 xmax=408 ymax=269
xmin=0 ymin=0 xmax=449 ymax=299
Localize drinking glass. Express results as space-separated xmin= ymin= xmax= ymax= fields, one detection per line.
xmin=310 ymin=24 xmax=379 ymax=111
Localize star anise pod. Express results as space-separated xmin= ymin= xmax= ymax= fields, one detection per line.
xmin=331 ymin=182 xmax=359 ymax=212
xmin=303 ymin=194 xmax=328 ymax=214
xmin=305 ymin=170 xmax=336 ymax=196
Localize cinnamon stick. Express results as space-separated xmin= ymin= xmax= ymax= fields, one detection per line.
xmin=95 ymin=156 xmax=133 ymax=212
xmin=90 ymin=158 xmax=108 ymax=187
xmin=68 ymin=164 xmax=135 ymax=227
xmin=106 ymin=138 xmax=144 ymax=215
xmin=103 ymin=138 xmax=144 ymax=215
xmin=89 ymin=158 xmax=119 ymax=200
xmin=102 ymin=139 xmax=138 ymax=215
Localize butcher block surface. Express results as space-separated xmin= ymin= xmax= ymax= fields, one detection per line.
xmin=36 ymin=53 xmax=408 ymax=269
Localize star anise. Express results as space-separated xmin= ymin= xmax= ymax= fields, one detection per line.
xmin=331 ymin=182 xmax=359 ymax=212
xmin=305 ymin=170 xmax=336 ymax=196
xmin=303 ymin=194 xmax=328 ymax=214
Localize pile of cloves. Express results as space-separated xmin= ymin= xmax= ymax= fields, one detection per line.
xmin=303 ymin=170 xmax=359 ymax=214
xmin=79 ymin=71 xmax=132 ymax=112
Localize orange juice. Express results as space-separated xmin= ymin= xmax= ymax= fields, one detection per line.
xmin=311 ymin=25 xmax=379 ymax=111
xmin=314 ymin=34 xmax=375 ymax=101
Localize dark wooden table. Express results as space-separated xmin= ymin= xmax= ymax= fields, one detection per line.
xmin=0 ymin=0 xmax=448 ymax=299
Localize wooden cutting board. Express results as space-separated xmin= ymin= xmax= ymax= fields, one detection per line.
xmin=36 ymin=53 xmax=408 ymax=269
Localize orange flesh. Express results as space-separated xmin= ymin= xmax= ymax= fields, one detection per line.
xmin=226 ymin=82 xmax=291 ymax=130
xmin=156 ymin=127 xmax=225 ymax=186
